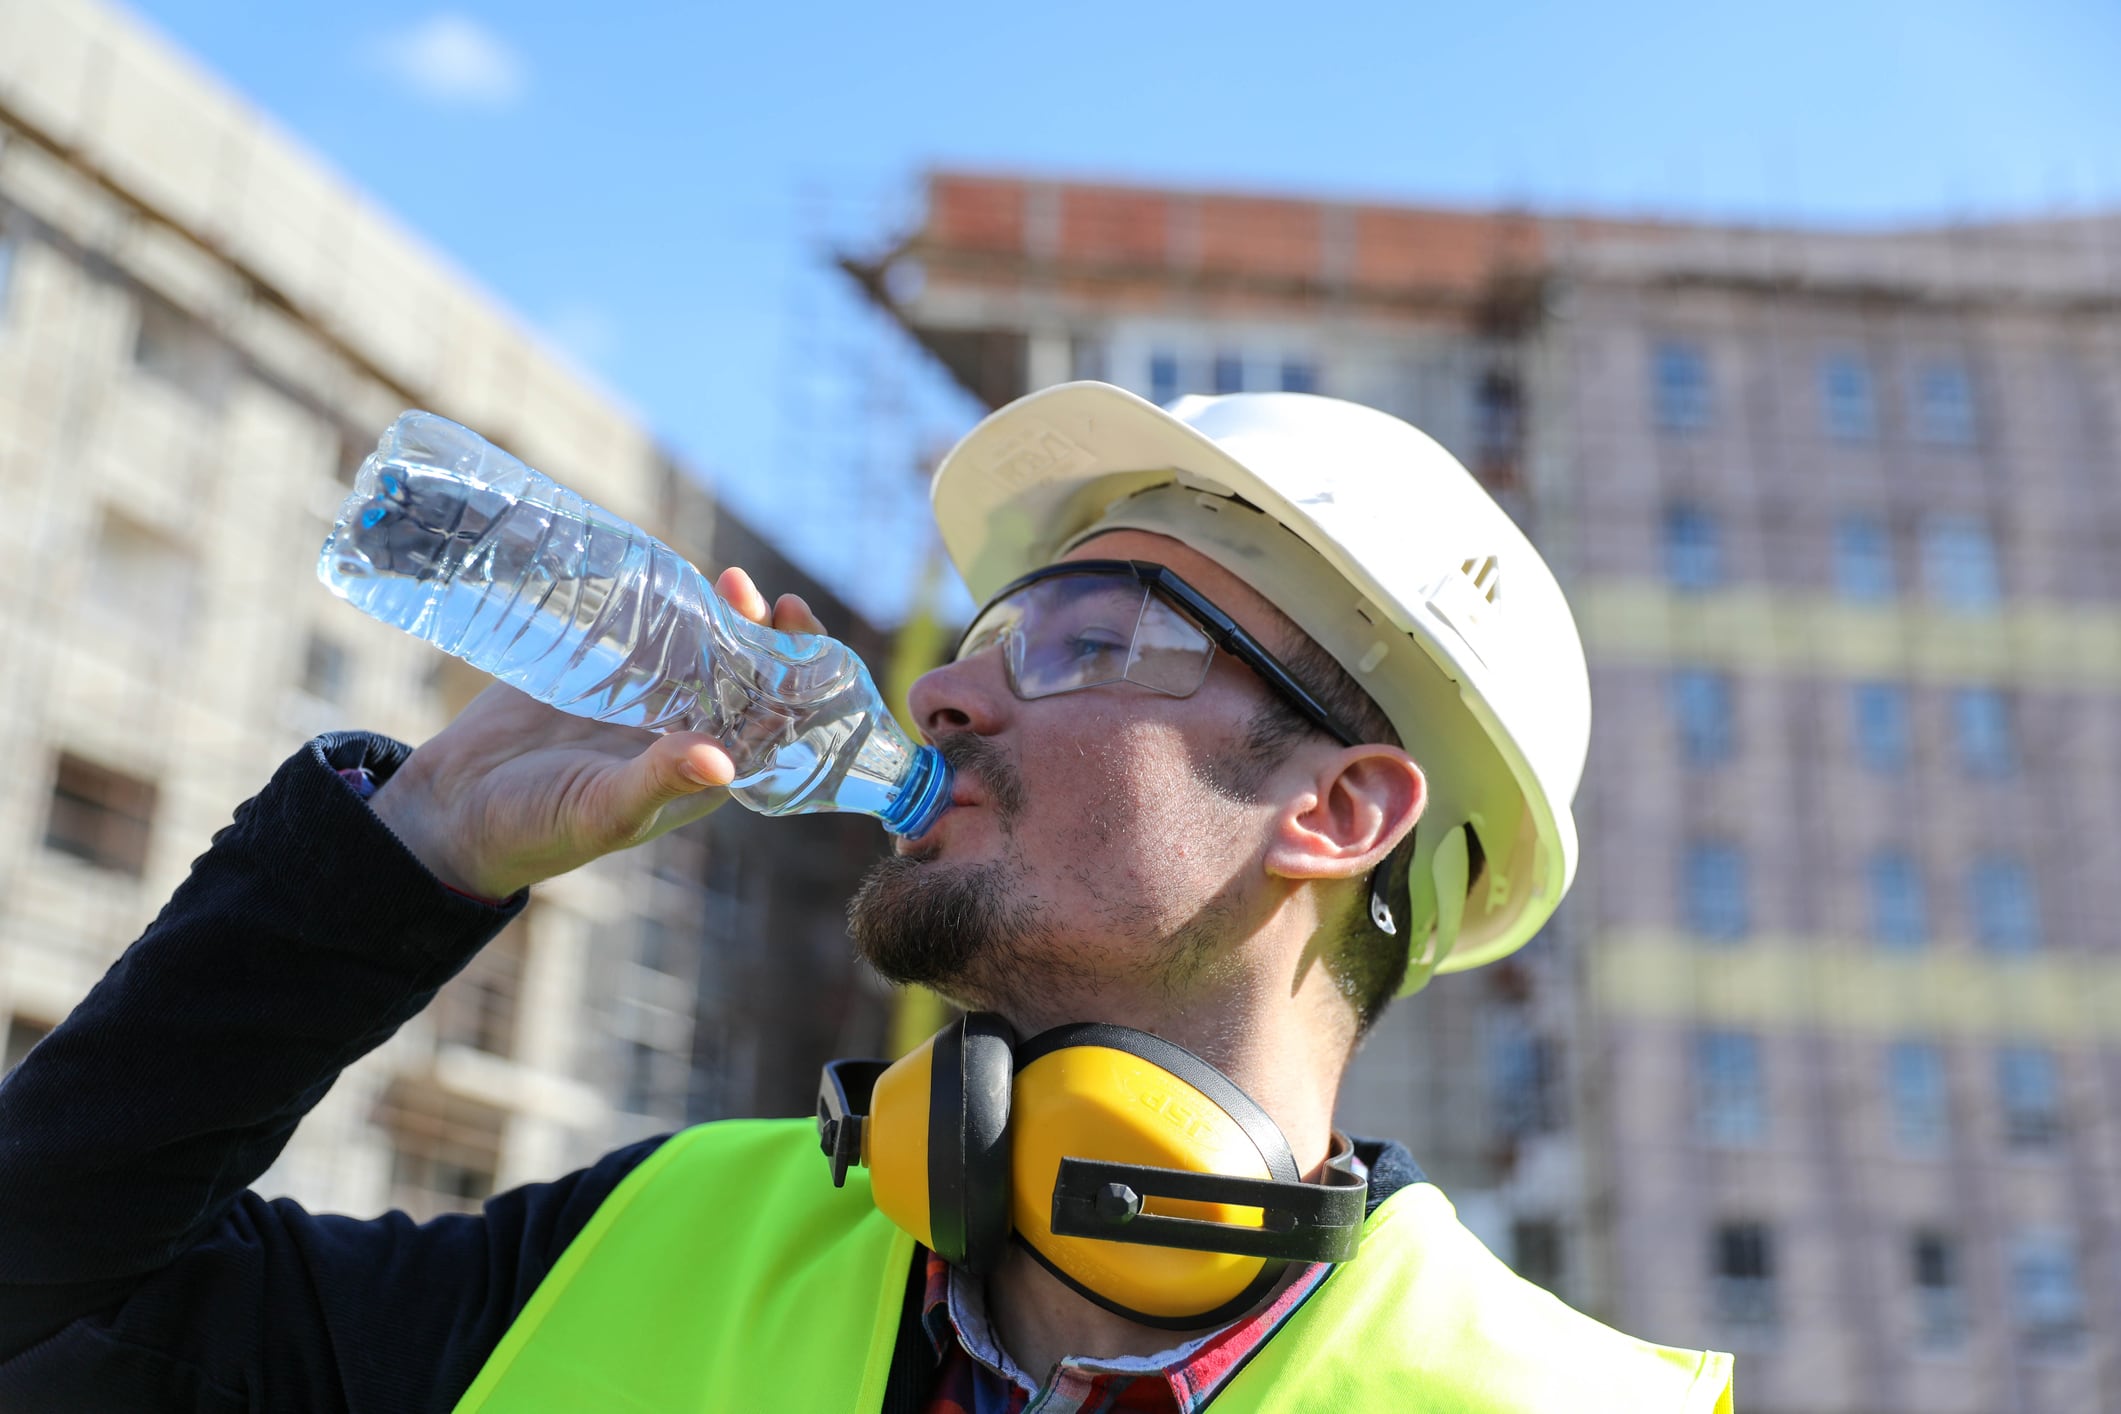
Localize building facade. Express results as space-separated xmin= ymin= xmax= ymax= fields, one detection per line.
xmin=853 ymin=171 xmax=2121 ymax=1412
xmin=0 ymin=0 xmax=891 ymax=1225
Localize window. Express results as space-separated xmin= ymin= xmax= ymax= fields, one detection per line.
xmin=1663 ymin=505 xmax=1723 ymax=591
xmin=1997 ymin=1046 xmax=2063 ymax=1149
xmin=433 ymin=914 xmax=528 ymax=1057
xmin=1695 ymin=1030 xmax=1766 ymax=1146
xmin=1867 ymin=850 xmax=1928 ymax=949
xmin=1670 ymin=670 xmax=1734 ymax=765
xmin=375 ymin=1084 xmax=504 ymax=1222
xmin=1911 ymin=1230 xmax=1968 ymax=1351
xmin=1511 ymin=1219 xmax=1565 ymax=1293
xmin=638 ymin=914 xmax=694 ymax=979
xmin=1969 ymin=857 xmax=2039 ymax=953
xmin=1950 ymin=688 xmax=2013 ymax=777
xmin=132 ymin=294 xmax=227 ymax=405
xmin=1820 ymin=354 xmax=1877 ymax=441
xmin=1212 ymin=351 xmax=1245 ymax=395
xmin=1473 ymin=369 xmax=1521 ymax=469
xmin=2011 ymin=1231 xmax=2084 ymax=1355
xmin=608 ymin=983 xmax=689 ymax=1118
xmin=1914 ymin=360 xmax=1978 ymax=446
xmin=1149 ymin=351 xmax=1181 ymax=406
xmin=1922 ymin=516 xmax=2001 ymax=611
xmin=1685 ymin=842 xmax=1750 ymax=941
xmin=1851 ymin=684 xmax=1911 ymax=773
xmin=1712 ymin=1222 xmax=1778 ymax=1334
xmin=1833 ymin=515 xmax=1896 ymax=601
xmin=300 ymin=633 xmax=350 ymax=704
xmin=621 ymin=1038 xmax=662 ymax=1115
xmin=1069 ymin=337 xmax=1107 ymax=383
xmin=1652 ymin=341 xmax=1711 ymax=431
xmin=1888 ymin=1042 xmax=1950 ymax=1153
xmin=1491 ymin=1026 xmax=1565 ymax=1139
xmin=45 ymin=753 xmax=157 ymax=877
xmin=3 ymin=1015 xmax=52 ymax=1077
xmin=1280 ymin=359 xmax=1319 ymax=395
xmin=87 ymin=508 xmax=199 ymax=642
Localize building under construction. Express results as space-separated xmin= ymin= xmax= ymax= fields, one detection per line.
xmin=0 ymin=0 xmax=892 ymax=1224
xmin=851 ymin=171 xmax=2121 ymax=1414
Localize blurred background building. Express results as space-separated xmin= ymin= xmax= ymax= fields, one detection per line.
xmin=0 ymin=0 xmax=891 ymax=1223
xmin=848 ymin=171 xmax=2121 ymax=1413
xmin=3 ymin=0 xmax=2118 ymax=1409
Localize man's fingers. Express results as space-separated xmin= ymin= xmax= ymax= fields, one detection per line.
xmin=772 ymin=593 xmax=827 ymax=636
xmin=721 ymin=571 xmax=827 ymax=637
xmin=716 ymin=566 xmax=769 ymax=623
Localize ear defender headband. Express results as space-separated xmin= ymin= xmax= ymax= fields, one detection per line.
xmin=817 ymin=1015 xmax=1367 ymax=1329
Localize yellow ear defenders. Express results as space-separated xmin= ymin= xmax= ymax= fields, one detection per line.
xmin=817 ymin=1014 xmax=1367 ymax=1329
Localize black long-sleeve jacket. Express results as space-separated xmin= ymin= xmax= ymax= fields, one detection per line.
xmin=0 ymin=733 xmax=1421 ymax=1414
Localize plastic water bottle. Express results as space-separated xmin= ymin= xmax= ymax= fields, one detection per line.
xmin=316 ymin=411 xmax=951 ymax=837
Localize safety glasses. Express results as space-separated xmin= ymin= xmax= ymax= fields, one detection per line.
xmin=955 ymin=560 xmax=1362 ymax=748
xmin=957 ymin=559 xmax=1412 ymax=939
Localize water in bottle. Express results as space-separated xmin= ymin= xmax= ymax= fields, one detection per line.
xmin=316 ymin=411 xmax=951 ymax=836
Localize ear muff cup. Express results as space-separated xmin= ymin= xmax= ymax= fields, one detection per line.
xmin=925 ymin=1013 xmax=1017 ymax=1274
xmin=1009 ymin=1022 xmax=1301 ymax=1328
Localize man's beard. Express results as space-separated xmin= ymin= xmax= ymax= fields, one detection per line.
xmin=845 ymin=729 xmax=1252 ymax=1012
xmin=848 ymin=731 xmax=1045 ymax=998
xmin=846 ymin=852 xmax=1048 ymax=998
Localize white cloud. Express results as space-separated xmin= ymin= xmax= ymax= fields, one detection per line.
xmin=365 ymin=14 xmax=527 ymax=109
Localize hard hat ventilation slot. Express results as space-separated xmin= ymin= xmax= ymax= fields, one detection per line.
xmin=1459 ymin=556 xmax=1502 ymax=604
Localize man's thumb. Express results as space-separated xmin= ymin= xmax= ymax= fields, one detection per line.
xmin=617 ymin=735 xmax=733 ymax=823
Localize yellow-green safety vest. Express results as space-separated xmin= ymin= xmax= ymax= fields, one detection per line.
xmin=453 ymin=1119 xmax=1733 ymax=1412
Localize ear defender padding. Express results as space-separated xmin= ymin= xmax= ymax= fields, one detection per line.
xmin=926 ymin=1012 xmax=1017 ymax=1274
xmin=819 ymin=1013 xmax=1018 ymax=1272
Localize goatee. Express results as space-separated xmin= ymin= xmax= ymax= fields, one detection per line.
xmin=846 ymin=852 xmax=1048 ymax=994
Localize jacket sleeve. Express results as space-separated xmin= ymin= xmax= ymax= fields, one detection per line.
xmin=0 ymin=731 xmax=668 ymax=1414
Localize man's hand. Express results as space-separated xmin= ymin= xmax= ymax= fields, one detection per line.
xmin=369 ymin=567 xmax=828 ymax=900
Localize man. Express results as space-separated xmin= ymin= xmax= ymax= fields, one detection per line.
xmin=0 ymin=384 xmax=1733 ymax=1410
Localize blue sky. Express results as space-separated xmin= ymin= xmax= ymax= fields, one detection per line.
xmin=131 ymin=0 xmax=2121 ymax=624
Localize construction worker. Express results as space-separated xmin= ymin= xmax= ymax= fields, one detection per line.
xmin=0 ymin=384 xmax=1734 ymax=1411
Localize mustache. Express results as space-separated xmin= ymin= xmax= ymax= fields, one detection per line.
xmin=935 ymin=731 xmax=1026 ymax=827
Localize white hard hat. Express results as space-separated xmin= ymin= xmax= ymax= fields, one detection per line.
xmin=929 ymin=382 xmax=1591 ymax=993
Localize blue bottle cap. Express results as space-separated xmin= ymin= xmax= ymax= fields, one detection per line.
xmin=879 ymin=744 xmax=952 ymax=837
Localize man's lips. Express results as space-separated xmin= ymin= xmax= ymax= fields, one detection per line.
xmin=940 ymin=755 xmax=988 ymax=812
xmin=895 ymin=782 xmax=985 ymax=855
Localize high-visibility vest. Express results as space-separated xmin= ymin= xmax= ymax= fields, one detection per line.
xmin=452 ymin=1119 xmax=1733 ymax=1412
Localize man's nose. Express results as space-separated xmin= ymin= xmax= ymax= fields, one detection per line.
xmin=907 ymin=650 xmax=1012 ymax=741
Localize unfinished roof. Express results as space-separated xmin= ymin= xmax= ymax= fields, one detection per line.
xmin=866 ymin=171 xmax=2121 ymax=315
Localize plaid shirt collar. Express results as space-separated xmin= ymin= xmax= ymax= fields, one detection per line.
xmin=918 ymin=1247 xmax=1331 ymax=1414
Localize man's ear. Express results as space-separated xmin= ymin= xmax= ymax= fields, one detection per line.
xmin=1263 ymin=745 xmax=1425 ymax=882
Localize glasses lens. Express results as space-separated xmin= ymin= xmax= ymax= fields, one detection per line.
xmin=1124 ymin=592 xmax=1216 ymax=697
xmin=957 ymin=598 xmax=1022 ymax=663
xmin=1012 ymin=575 xmax=1151 ymax=698
xmin=958 ymin=568 xmax=1219 ymax=705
